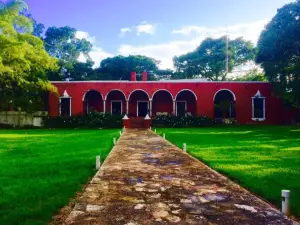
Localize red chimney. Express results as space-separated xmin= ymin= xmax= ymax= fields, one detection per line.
xmin=131 ymin=72 xmax=136 ymax=81
xmin=142 ymin=71 xmax=147 ymax=81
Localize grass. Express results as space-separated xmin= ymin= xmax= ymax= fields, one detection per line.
xmin=0 ymin=129 xmax=119 ymax=225
xmin=157 ymin=126 xmax=300 ymax=217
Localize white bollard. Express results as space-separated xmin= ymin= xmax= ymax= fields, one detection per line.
xmin=154 ymin=129 xmax=156 ymax=133
xmin=183 ymin=143 xmax=187 ymax=152
xmin=163 ymin=133 xmax=165 ymax=139
xmin=123 ymin=126 xmax=126 ymax=132
xmin=282 ymin=190 xmax=290 ymax=215
xmin=113 ymin=137 xmax=116 ymax=145
xmin=120 ymin=131 xmax=122 ymax=135
xmin=96 ymin=156 xmax=101 ymax=170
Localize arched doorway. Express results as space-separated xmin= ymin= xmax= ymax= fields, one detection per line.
xmin=83 ymin=90 xmax=103 ymax=115
xmin=106 ymin=90 xmax=126 ymax=116
xmin=214 ymin=89 xmax=236 ymax=118
xmin=152 ymin=90 xmax=174 ymax=116
xmin=128 ymin=90 xmax=150 ymax=117
xmin=175 ymin=90 xmax=197 ymax=116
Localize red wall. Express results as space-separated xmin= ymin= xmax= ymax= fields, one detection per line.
xmin=49 ymin=81 xmax=291 ymax=124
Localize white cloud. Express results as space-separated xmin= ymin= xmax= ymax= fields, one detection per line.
xmin=136 ymin=21 xmax=156 ymax=36
xmin=119 ymin=27 xmax=132 ymax=37
xmin=172 ymin=19 xmax=269 ymax=45
xmin=119 ymin=20 xmax=269 ymax=69
xmin=76 ymin=31 xmax=113 ymax=68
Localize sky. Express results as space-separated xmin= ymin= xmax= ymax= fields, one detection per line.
xmin=24 ymin=0 xmax=293 ymax=69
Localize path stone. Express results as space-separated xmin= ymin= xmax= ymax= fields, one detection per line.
xmin=65 ymin=129 xmax=297 ymax=225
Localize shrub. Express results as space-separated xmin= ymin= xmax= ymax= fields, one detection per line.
xmin=43 ymin=112 xmax=123 ymax=128
xmin=152 ymin=115 xmax=215 ymax=127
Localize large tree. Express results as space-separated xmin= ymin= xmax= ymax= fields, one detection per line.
xmin=256 ymin=0 xmax=300 ymax=106
xmin=174 ymin=36 xmax=256 ymax=81
xmin=99 ymin=55 xmax=160 ymax=80
xmin=44 ymin=26 xmax=93 ymax=80
xmin=0 ymin=0 xmax=58 ymax=111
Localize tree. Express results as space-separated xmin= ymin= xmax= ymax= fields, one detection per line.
xmin=174 ymin=36 xmax=256 ymax=81
xmin=0 ymin=0 xmax=58 ymax=111
xmin=256 ymin=0 xmax=300 ymax=106
xmin=233 ymin=69 xmax=267 ymax=81
xmin=99 ymin=55 xmax=160 ymax=80
xmin=44 ymin=26 xmax=93 ymax=80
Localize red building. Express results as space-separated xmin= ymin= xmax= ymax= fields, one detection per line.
xmin=48 ymin=72 xmax=295 ymax=124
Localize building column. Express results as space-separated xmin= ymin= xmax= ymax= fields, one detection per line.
xmin=149 ymin=100 xmax=152 ymax=117
xmin=103 ymin=100 xmax=106 ymax=113
xmin=173 ymin=100 xmax=176 ymax=115
xmin=126 ymin=100 xmax=129 ymax=115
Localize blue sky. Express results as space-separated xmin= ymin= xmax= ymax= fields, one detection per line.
xmin=25 ymin=0 xmax=293 ymax=69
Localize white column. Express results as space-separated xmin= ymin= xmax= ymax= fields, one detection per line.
xmin=103 ymin=100 xmax=106 ymax=113
xmin=173 ymin=100 xmax=176 ymax=115
xmin=126 ymin=100 xmax=129 ymax=115
xmin=149 ymin=100 xmax=152 ymax=117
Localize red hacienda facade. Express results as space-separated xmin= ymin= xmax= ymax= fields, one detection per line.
xmin=48 ymin=72 xmax=297 ymax=125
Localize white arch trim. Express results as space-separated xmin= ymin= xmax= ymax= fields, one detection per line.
xmin=213 ymin=89 xmax=236 ymax=101
xmin=128 ymin=89 xmax=150 ymax=101
xmin=105 ymin=89 xmax=127 ymax=101
xmin=151 ymin=89 xmax=174 ymax=100
xmin=82 ymin=89 xmax=104 ymax=101
xmin=175 ymin=89 xmax=197 ymax=101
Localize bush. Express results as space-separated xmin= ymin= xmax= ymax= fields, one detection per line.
xmin=43 ymin=112 xmax=123 ymax=128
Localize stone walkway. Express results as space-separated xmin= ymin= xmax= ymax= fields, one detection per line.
xmin=66 ymin=129 xmax=297 ymax=225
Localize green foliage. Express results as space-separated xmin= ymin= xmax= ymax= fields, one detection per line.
xmin=256 ymin=1 xmax=300 ymax=106
xmin=233 ymin=68 xmax=267 ymax=81
xmin=43 ymin=112 xmax=123 ymax=128
xmin=0 ymin=0 xmax=58 ymax=112
xmin=99 ymin=55 xmax=160 ymax=80
xmin=0 ymin=129 xmax=118 ymax=224
xmin=174 ymin=36 xmax=256 ymax=81
xmin=44 ymin=26 xmax=93 ymax=81
xmin=152 ymin=115 xmax=216 ymax=127
xmin=157 ymin=126 xmax=300 ymax=216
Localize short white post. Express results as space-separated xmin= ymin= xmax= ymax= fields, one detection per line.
xmin=163 ymin=133 xmax=165 ymax=139
xmin=123 ymin=126 xmax=126 ymax=131
xmin=183 ymin=143 xmax=186 ymax=152
xmin=113 ymin=137 xmax=116 ymax=145
xmin=120 ymin=130 xmax=122 ymax=135
xmin=154 ymin=129 xmax=156 ymax=133
xmin=150 ymin=126 xmax=152 ymax=130
xmin=96 ymin=156 xmax=101 ymax=170
xmin=282 ymin=190 xmax=290 ymax=216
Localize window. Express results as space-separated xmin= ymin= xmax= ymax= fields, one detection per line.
xmin=59 ymin=90 xmax=72 ymax=116
xmin=252 ymin=90 xmax=265 ymax=121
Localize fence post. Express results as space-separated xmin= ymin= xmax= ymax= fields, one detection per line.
xmin=96 ymin=156 xmax=101 ymax=170
xmin=183 ymin=143 xmax=186 ymax=152
xmin=113 ymin=137 xmax=116 ymax=145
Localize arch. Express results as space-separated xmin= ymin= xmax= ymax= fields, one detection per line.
xmin=105 ymin=89 xmax=126 ymax=100
xmin=82 ymin=89 xmax=104 ymax=101
xmin=151 ymin=89 xmax=174 ymax=100
xmin=128 ymin=89 xmax=150 ymax=101
xmin=175 ymin=89 xmax=197 ymax=101
xmin=82 ymin=90 xmax=103 ymax=114
xmin=213 ymin=89 xmax=236 ymax=101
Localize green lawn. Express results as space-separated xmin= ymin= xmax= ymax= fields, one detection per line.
xmin=0 ymin=129 xmax=119 ymax=225
xmin=157 ymin=126 xmax=300 ymax=217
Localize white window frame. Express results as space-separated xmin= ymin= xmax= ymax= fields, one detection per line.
xmin=111 ymin=100 xmax=123 ymax=115
xmin=59 ymin=97 xmax=72 ymax=116
xmin=137 ymin=101 xmax=149 ymax=117
xmin=251 ymin=90 xmax=266 ymax=121
xmin=176 ymin=100 xmax=187 ymax=116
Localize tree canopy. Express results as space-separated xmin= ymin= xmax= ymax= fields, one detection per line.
xmin=44 ymin=26 xmax=93 ymax=81
xmin=0 ymin=0 xmax=58 ymax=111
xmin=174 ymin=36 xmax=256 ymax=81
xmin=98 ymin=55 xmax=160 ymax=80
xmin=256 ymin=0 xmax=300 ymax=106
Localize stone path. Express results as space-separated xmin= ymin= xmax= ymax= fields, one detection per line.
xmin=66 ymin=129 xmax=297 ymax=225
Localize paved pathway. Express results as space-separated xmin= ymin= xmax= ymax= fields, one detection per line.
xmin=66 ymin=129 xmax=297 ymax=225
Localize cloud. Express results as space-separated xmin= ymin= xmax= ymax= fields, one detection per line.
xmin=172 ymin=19 xmax=269 ymax=45
xmin=118 ymin=21 xmax=156 ymax=37
xmin=76 ymin=31 xmax=113 ymax=68
xmin=119 ymin=27 xmax=132 ymax=37
xmin=119 ymin=20 xmax=269 ymax=69
xmin=136 ymin=21 xmax=156 ymax=36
